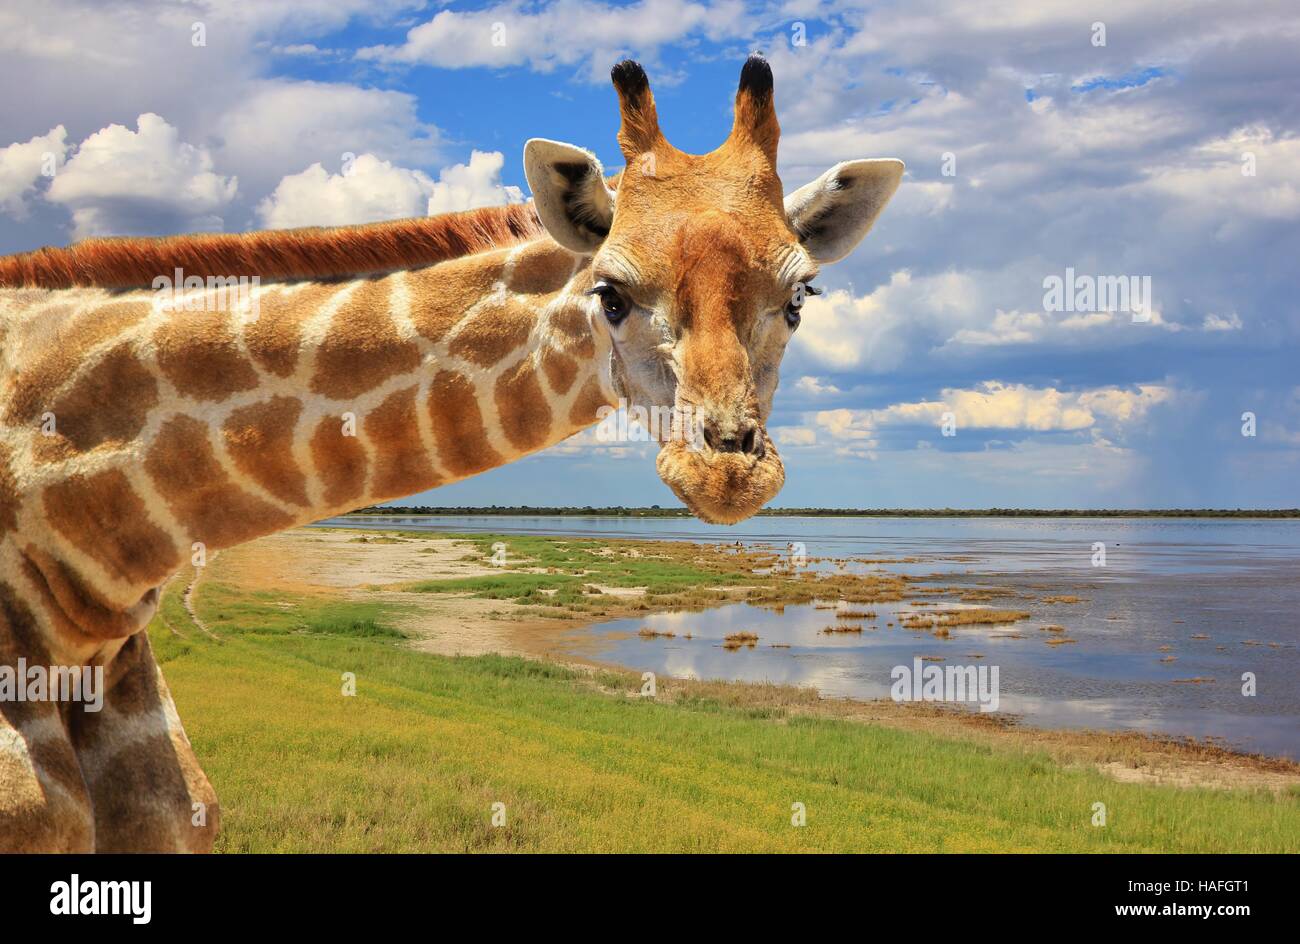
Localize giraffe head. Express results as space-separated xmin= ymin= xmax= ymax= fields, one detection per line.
xmin=525 ymin=55 xmax=903 ymax=524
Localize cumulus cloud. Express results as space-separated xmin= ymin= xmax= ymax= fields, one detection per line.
xmin=1203 ymin=312 xmax=1243 ymax=331
xmin=794 ymin=376 xmax=842 ymax=397
xmin=357 ymin=0 xmax=748 ymax=79
xmin=793 ymin=270 xmax=984 ymax=372
xmin=425 ymin=151 xmax=524 ymax=215
xmin=0 ymin=126 xmax=67 ymax=218
xmin=216 ymin=79 xmax=442 ymax=199
xmin=771 ymin=425 xmax=818 ymax=447
xmin=811 ymin=382 xmax=1174 ymax=440
xmin=947 ymin=309 xmax=1045 ymax=347
xmin=807 ymin=408 xmax=880 ymax=459
xmin=542 ymin=420 xmax=655 ymax=461
xmin=791 ymin=262 xmax=1195 ymax=379
xmin=258 ymin=150 xmax=523 ymax=229
xmin=1133 ymin=126 xmax=1300 ymax=229
xmin=769 ymin=0 xmax=1300 ymax=367
xmin=257 ymin=154 xmax=434 ymax=229
xmin=45 ymin=113 xmax=236 ymax=238
xmin=2 ymin=0 xmax=1297 ymax=505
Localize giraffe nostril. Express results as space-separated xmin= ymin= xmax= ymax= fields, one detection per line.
xmin=702 ymin=420 xmax=762 ymax=456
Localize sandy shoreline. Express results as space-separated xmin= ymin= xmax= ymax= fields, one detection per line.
xmin=204 ymin=525 xmax=1300 ymax=792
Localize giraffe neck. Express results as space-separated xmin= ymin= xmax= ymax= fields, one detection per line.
xmin=0 ymin=235 xmax=614 ymax=661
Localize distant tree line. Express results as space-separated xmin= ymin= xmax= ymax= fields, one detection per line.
xmin=344 ymin=505 xmax=1300 ymax=519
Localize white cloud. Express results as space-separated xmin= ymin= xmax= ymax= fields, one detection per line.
xmin=543 ymin=422 xmax=653 ymax=460
xmin=269 ymin=43 xmax=338 ymax=58
xmin=426 ymin=150 xmax=524 ymax=216
xmin=1134 ymin=126 xmax=1300 ymax=226
xmin=892 ymin=178 xmax=955 ymax=216
xmin=191 ymin=0 xmax=421 ymax=35
xmin=806 ymin=408 xmax=879 ymax=459
xmin=257 ymin=154 xmax=435 ymax=229
xmin=216 ymin=79 xmax=442 ymax=199
xmin=793 ymin=264 xmax=1186 ymax=374
xmin=793 ymin=376 xmax=842 ymax=396
xmin=948 ymin=309 xmax=1044 ymax=346
xmin=771 ymin=425 xmax=817 ymax=447
xmin=0 ymin=126 xmax=67 ymax=218
xmin=1202 ymin=312 xmax=1243 ymax=331
xmin=794 ymin=270 xmax=980 ymax=371
xmin=357 ymin=0 xmax=748 ymax=79
xmin=46 ymin=113 xmax=236 ymax=238
xmin=258 ymin=150 xmax=525 ymax=229
xmin=807 ymin=382 xmax=1173 ymax=441
xmin=1076 ymin=384 xmax=1175 ymax=423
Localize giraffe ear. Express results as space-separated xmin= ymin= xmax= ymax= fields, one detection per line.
xmin=524 ymin=138 xmax=616 ymax=254
xmin=784 ymin=159 xmax=905 ymax=263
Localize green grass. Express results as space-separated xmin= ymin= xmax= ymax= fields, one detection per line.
xmin=396 ymin=532 xmax=752 ymax=608
xmin=196 ymin=583 xmax=406 ymax=639
xmin=150 ymin=572 xmax=1300 ymax=853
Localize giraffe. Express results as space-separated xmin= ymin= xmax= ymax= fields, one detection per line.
xmin=0 ymin=55 xmax=903 ymax=851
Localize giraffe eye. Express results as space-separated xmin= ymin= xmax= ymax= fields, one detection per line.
xmin=586 ymin=283 xmax=630 ymax=324
xmin=784 ymin=282 xmax=820 ymax=328
xmin=783 ymin=299 xmax=802 ymax=329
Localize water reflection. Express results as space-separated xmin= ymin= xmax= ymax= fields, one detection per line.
xmin=587 ymin=593 xmax=1300 ymax=759
xmin=317 ymin=515 xmax=1300 ymax=758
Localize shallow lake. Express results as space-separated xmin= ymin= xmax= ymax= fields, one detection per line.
xmin=319 ymin=515 xmax=1300 ymax=758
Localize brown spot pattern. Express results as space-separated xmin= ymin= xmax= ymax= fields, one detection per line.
xmin=41 ymin=469 xmax=180 ymax=585
xmin=495 ymin=359 xmax=551 ymax=452
xmin=539 ymin=347 xmax=578 ymax=396
xmin=31 ymin=343 xmax=158 ymax=462
xmin=154 ymin=309 xmax=259 ymax=402
xmin=427 ymin=371 xmax=500 ymax=478
xmin=310 ymin=415 xmax=367 ymax=509
xmin=0 ymin=586 xmax=93 ymax=852
xmin=145 ymin=414 xmax=292 ymax=549
xmin=21 ymin=544 xmax=154 ymax=640
xmin=569 ymin=377 xmax=612 ymax=427
xmin=364 ymin=385 xmax=438 ymax=500
xmin=310 ymin=277 xmax=422 ymax=400
xmin=222 ymin=397 xmax=309 ymax=506
xmin=3 ymin=300 xmax=150 ymax=424
xmin=448 ymin=305 xmax=535 ymax=368
xmin=408 ymin=254 xmax=505 ymax=343
xmin=243 ymin=283 xmax=333 ymax=378
xmin=508 ymin=242 xmax=575 ymax=295
xmin=549 ymin=303 xmax=595 ymax=358
xmin=72 ymin=633 xmax=220 ymax=853
xmin=0 ymin=444 xmax=18 ymax=538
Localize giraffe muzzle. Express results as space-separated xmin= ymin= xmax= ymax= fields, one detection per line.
xmin=656 ymin=427 xmax=784 ymax=525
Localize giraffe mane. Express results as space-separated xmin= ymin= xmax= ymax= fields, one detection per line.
xmin=0 ymin=202 xmax=547 ymax=290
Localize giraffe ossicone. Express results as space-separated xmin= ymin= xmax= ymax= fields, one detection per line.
xmin=0 ymin=55 xmax=902 ymax=851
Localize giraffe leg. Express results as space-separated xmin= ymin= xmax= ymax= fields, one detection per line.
xmin=0 ymin=603 xmax=95 ymax=852
xmin=0 ymin=706 xmax=95 ymax=851
xmin=72 ymin=631 xmax=220 ymax=852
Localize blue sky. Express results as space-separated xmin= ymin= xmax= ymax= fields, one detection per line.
xmin=1 ymin=1 xmax=1297 ymax=509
